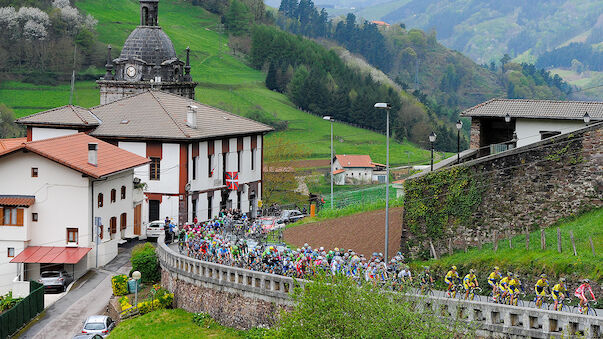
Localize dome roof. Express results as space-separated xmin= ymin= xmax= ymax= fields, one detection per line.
xmin=120 ymin=26 xmax=176 ymax=65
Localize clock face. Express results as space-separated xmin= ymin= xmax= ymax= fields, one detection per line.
xmin=126 ymin=66 xmax=136 ymax=78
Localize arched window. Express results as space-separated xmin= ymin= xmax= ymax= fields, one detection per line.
xmin=121 ymin=186 xmax=126 ymax=200
xmin=98 ymin=193 xmax=103 ymax=208
xmin=110 ymin=217 xmax=117 ymax=234
xmin=120 ymin=213 xmax=127 ymax=231
xmin=110 ymin=189 xmax=116 ymax=203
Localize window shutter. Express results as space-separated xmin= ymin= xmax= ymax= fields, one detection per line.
xmin=100 ymin=225 xmax=103 ymax=239
xmin=16 ymin=209 xmax=24 ymax=226
xmin=0 ymin=208 xmax=3 ymax=225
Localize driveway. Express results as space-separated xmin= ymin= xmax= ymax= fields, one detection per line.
xmin=21 ymin=240 xmax=141 ymax=339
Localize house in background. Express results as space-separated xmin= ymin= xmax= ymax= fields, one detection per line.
xmin=0 ymin=133 xmax=148 ymax=294
xmin=331 ymin=154 xmax=386 ymax=185
xmin=462 ymin=99 xmax=603 ymax=156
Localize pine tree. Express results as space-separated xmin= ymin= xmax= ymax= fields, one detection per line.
xmin=266 ymin=62 xmax=279 ymax=91
xmin=224 ymin=0 xmax=252 ymax=36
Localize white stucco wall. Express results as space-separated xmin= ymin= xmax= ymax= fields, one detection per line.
xmin=515 ymin=119 xmax=585 ymax=148
xmin=31 ymin=127 xmax=78 ymax=141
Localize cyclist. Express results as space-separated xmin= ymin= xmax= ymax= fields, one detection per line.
xmin=463 ymin=269 xmax=479 ymax=300
xmin=574 ymin=279 xmax=596 ymax=314
xmin=534 ymin=274 xmax=550 ymax=308
xmin=498 ymin=272 xmax=513 ymax=303
xmin=508 ymin=273 xmax=525 ymax=305
xmin=445 ymin=266 xmax=460 ymax=297
xmin=488 ymin=266 xmax=502 ymax=301
xmin=397 ymin=265 xmax=412 ymax=284
xmin=420 ymin=266 xmax=434 ymax=294
xmin=552 ymin=278 xmax=570 ymax=311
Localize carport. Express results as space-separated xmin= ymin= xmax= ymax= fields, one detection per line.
xmin=10 ymin=246 xmax=92 ymax=281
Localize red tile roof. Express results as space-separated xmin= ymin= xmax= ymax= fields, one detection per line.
xmin=10 ymin=246 xmax=91 ymax=264
xmin=0 ymin=195 xmax=36 ymax=206
xmin=0 ymin=138 xmax=26 ymax=152
xmin=0 ymin=133 xmax=150 ymax=179
xmin=335 ymin=154 xmax=374 ymax=168
xmin=332 ymin=169 xmax=345 ymax=175
xmin=372 ymin=20 xmax=390 ymax=26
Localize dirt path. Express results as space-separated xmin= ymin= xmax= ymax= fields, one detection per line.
xmin=284 ymin=207 xmax=404 ymax=259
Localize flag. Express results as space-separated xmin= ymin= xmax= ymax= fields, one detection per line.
xmin=226 ymin=171 xmax=239 ymax=190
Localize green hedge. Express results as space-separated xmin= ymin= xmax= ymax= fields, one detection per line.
xmin=130 ymin=243 xmax=161 ymax=283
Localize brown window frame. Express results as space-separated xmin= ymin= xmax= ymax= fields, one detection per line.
xmin=31 ymin=168 xmax=38 ymax=177
xmin=7 ymin=247 xmax=14 ymax=258
xmin=32 ymin=213 xmax=38 ymax=222
xmin=251 ymin=148 xmax=256 ymax=171
xmin=110 ymin=189 xmax=116 ymax=203
xmin=66 ymin=228 xmax=78 ymax=244
xmin=98 ymin=193 xmax=104 ymax=208
xmin=110 ymin=217 xmax=117 ymax=234
xmin=149 ymin=157 xmax=161 ymax=180
xmin=120 ymin=213 xmax=127 ymax=230
xmin=0 ymin=207 xmax=23 ymax=226
xmin=121 ymin=186 xmax=126 ymax=200
xmin=208 ymin=154 xmax=213 ymax=178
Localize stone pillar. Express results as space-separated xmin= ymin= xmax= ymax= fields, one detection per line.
xmin=470 ymin=118 xmax=481 ymax=149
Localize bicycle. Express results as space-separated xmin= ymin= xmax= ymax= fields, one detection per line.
xmin=511 ymin=292 xmax=525 ymax=307
xmin=465 ymin=286 xmax=482 ymax=301
xmin=579 ymin=299 xmax=598 ymax=316
xmin=420 ymin=281 xmax=435 ymax=296
xmin=548 ymin=297 xmax=573 ymax=313
xmin=446 ymin=282 xmax=462 ymax=298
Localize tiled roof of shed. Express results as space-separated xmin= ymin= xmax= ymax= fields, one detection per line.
xmin=0 ymin=138 xmax=26 ymax=152
xmin=461 ymin=99 xmax=603 ymax=120
xmin=335 ymin=154 xmax=374 ymax=168
xmin=0 ymin=195 xmax=36 ymax=207
xmin=16 ymin=105 xmax=100 ymax=126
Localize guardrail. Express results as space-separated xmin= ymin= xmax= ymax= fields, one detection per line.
xmin=157 ymin=236 xmax=603 ymax=338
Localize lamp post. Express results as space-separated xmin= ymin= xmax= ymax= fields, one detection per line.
xmin=374 ymin=102 xmax=391 ymax=264
xmin=429 ymin=132 xmax=437 ymax=171
xmin=455 ymin=120 xmax=463 ymax=164
xmin=323 ymin=116 xmax=334 ymax=209
xmin=583 ymin=112 xmax=591 ymax=125
xmin=132 ymin=270 xmax=141 ymax=309
xmin=505 ymin=113 xmax=511 ymax=150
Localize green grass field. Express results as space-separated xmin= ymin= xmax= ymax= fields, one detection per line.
xmin=0 ymin=0 xmax=433 ymax=165
xmin=414 ymin=207 xmax=603 ymax=281
xmin=108 ymin=309 xmax=243 ymax=339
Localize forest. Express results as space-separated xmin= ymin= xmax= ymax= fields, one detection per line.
xmin=536 ymin=42 xmax=603 ymax=72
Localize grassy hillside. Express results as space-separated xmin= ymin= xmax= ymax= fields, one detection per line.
xmin=413 ymin=208 xmax=603 ymax=282
xmin=0 ymin=0 xmax=433 ymax=165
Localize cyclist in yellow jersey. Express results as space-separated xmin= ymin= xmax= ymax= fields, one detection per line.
xmin=552 ymin=278 xmax=569 ymax=311
xmin=498 ymin=272 xmax=513 ymax=302
xmin=444 ymin=266 xmax=459 ymax=297
xmin=488 ymin=266 xmax=502 ymax=301
xmin=534 ymin=274 xmax=550 ymax=308
xmin=508 ymin=274 xmax=524 ymax=305
xmin=463 ymin=269 xmax=479 ymax=299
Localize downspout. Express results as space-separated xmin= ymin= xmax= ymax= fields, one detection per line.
xmin=91 ymin=179 xmax=96 ymax=268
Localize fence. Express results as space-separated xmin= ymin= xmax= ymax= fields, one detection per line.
xmin=0 ymin=281 xmax=44 ymax=339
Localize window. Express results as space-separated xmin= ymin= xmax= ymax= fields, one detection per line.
xmin=121 ymin=186 xmax=126 ymax=200
xmin=192 ymin=156 xmax=197 ymax=180
xmin=251 ymin=148 xmax=256 ymax=171
xmin=7 ymin=248 xmax=14 ymax=258
xmin=222 ymin=154 xmax=227 ymax=183
xmin=149 ymin=157 xmax=160 ymax=180
xmin=67 ymin=228 xmax=78 ymax=243
xmin=540 ymin=131 xmax=561 ymax=140
xmin=207 ymin=195 xmax=212 ymax=219
xmin=192 ymin=199 xmax=197 ymax=221
xmin=0 ymin=207 xmax=23 ymax=226
xmin=208 ymin=155 xmax=214 ymax=177
xmin=98 ymin=193 xmax=104 ymax=208
xmin=31 ymin=168 xmax=38 ymax=177
xmin=32 ymin=213 xmax=38 ymax=222
xmin=110 ymin=189 xmax=116 ymax=203
xmin=120 ymin=213 xmax=127 ymax=230
xmin=237 ymin=151 xmax=242 ymax=172
xmin=110 ymin=217 xmax=117 ymax=234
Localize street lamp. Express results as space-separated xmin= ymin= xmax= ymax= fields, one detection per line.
xmin=323 ymin=116 xmax=334 ymax=209
xmin=132 ymin=270 xmax=141 ymax=309
xmin=374 ymin=102 xmax=391 ymax=264
xmin=429 ymin=132 xmax=437 ymax=171
xmin=455 ymin=120 xmax=463 ymax=164
xmin=583 ymin=112 xmax=591 ymax=125
xmin=504 ymin=113 xmax=511 ymax=151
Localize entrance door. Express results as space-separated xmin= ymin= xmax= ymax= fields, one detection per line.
xmin=149 ymin=200 xmax=160 ymax=222
xmin=134 ymin=204 xmax=142 ymax=235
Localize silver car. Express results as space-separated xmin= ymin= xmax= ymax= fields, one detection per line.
xmin=81 ymin=315 xmax=115 ymax=337
xmin=145 ymin=220 xmax=165 ymax=240
xmin=38 ymin=270 xmax=73 ymax=292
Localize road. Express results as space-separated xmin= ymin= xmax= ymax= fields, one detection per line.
xmin=21 ymin=240 xmax=140 ymax=339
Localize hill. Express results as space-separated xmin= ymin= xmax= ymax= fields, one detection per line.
xmin=0 ymin=0 xmax=435 ymax=165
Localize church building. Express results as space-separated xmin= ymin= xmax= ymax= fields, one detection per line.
xmin=16 ymin=0 xmax=272 ymax=229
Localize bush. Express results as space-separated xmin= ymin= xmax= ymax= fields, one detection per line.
xmin=118 ymin=296 xmax=132 ymax=311
xmin=130 ymin=243 xmax=160 ymax=283
xmin=0 ymin=292 xmax=22 ymax=313
xmin=111 ymin=275 xmax=129 ymax=296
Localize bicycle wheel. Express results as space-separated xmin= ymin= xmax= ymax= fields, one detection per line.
xmin=561 ymin=304 xmax=572 ymax=313
xmin=516 ymin=299 xmax=524 ymax=307
xmin=586 ymin=306 xmax=597 ymax=316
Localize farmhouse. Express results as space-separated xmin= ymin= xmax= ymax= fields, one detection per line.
xmin=331 ymin=154 xmax=386 ymax=185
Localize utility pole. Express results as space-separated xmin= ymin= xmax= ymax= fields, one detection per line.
xmin=69 ymin=44 xmax=77 ymax=105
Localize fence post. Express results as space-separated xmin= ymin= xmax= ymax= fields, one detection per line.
xmin=525 ymin=227 xmax=530 ymax=250
xmin=507 ymin=230 xmax=513 ymax=249
xmin=557 ymin=228 xmax=562 ymax=253
xmin=569 ymin=230 xmax=577 ymax=256
xmin=493 ymin=230 xmax=498 ymax=252
xmin=448 ymin=238 xmax=453 ymax=256
xmin=540 ymin=229 xmax=546 ymax=250
xmin=477 ymin=233 xmax=483 ymax=250
xmin=590 ymin=237 xmax=596 ymax=256
xmin=429 ymin=240 xmax=438 ymax=260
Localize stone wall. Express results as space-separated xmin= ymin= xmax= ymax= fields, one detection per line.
xmin=470 ymin=118 xmax=481 ymax=149
xmin=402 ymin=122 xmax=603 ymax=256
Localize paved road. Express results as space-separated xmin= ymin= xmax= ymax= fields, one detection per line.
xmin=21 ymin=240 xmax=140 ymax=339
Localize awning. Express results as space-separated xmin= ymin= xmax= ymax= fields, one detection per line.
xmin=10 ymin=246 xmax=91 ymax=264
xmin=0 ymin=195 xmax=35 ymax=207
xmin=332 ymin=169 xmax=345 ymax=175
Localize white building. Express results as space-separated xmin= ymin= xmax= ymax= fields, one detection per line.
xmin=0 ymin=133 xmax=149 ymax=293
xmin=17 ymin=91 xmax=272 ymax=228
xmin=463 ymin=99 xmax=603 ymax=154
xmin=331 ymin=154 xmax=386 ymax=185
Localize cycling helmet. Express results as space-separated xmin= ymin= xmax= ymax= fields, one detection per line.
xmin=559 ymin=277 xmax=566 ymax=282
xmin=452 ymin=266 xmax=457 ymax=270
xmin=494 ymin=266 xmax=500 ymax=270
xmin=540 ymin=274 xmax=547 ymax=278
xmin=424 ymin=266 xmax=430 ymax=271
xmin=469 ymin=269 xmax=475 ymax=274
xmin=507 ymin=271 xmax=513 ymax=276
xmin=583 ymin=279 xmax=590 ymax=284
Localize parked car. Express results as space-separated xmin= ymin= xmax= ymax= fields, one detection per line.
xmin=258 ymin=217 xmax=284 ymax=232
xmin=38 ymin=270 xmax=73 ymax=292
xmin=81 ymin=315 xmax=115 ymax=337
xmin=145 ymin=220 xmax=165 ymax=240
xmin=280 ymin=210 xmax=305 ymax=224
xmin=73 ymin=334 xmax=103 ymax=339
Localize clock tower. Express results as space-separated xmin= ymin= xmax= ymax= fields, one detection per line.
xmin=97 ymin=0 xmax=197 ymax=105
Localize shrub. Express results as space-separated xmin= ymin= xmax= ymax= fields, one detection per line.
xmin=130 ymin=243 xmax=160 ymax=283
xmin=111 ymin=275 xmax=129 ymax=296
xmin=118 ymin=296 xmax=132 ymax=311
xmin=136 ymin=299 xmax=160 ymax=315
xmin=0 ymin=292 xmax=22 ymax=312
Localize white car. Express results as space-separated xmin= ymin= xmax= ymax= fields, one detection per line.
xmin=145 ymin=220 xmax=165 ymax=240
xmin=81 ymin=315 xmax=115 ymax=337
